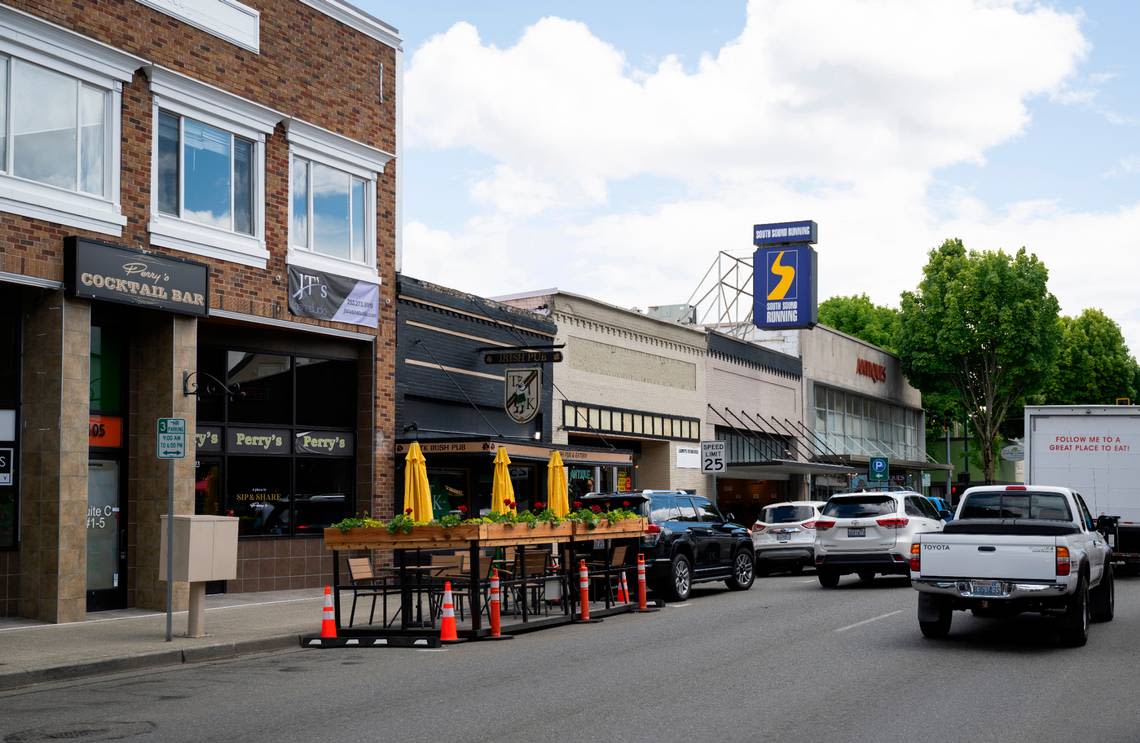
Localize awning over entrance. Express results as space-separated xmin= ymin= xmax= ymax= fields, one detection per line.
xmin=813 ymin=453 xmax=953 ymax=472
xmin=726 ymin=459 xmax=860 ymax=479
xmin=394 ymin=439 xmax=633 ymax=467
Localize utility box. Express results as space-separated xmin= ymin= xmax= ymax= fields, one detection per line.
xmin=159 ymin=515 xmax=239 ymax=583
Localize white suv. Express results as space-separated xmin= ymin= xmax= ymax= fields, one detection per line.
xmin=752 ymin=501 xmax=826 ymax=576
xmin=814 ymin=491 xmax=945 ymax=588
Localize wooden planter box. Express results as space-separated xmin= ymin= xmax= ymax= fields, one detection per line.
xmin=571 ymin=518 xmax=647 ymax=538
xmin=323 ymin=521 xmax=578 ymax=551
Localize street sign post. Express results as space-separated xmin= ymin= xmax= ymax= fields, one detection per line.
xmin=701 ymin=441 xmax=726 ymax=474
xmin=869 ymin=456 xmax=888 ymax=488
xmin=157 ymin=417 xmax=185 ymax=642
xmin=701 ymin=440 xmax=726 ymax=506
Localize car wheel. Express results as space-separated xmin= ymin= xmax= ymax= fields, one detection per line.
xmin=857 ymin=570 xmax=875 ymax=583
xmin=1058 ymin=576 xmax=1090 ymax=647
xmin=727 ymin=550 xmax=755 ymax=591
xmin=1090 ymin=565 xmax=1115 ymax=623
xmin=818 ymin=570 xmax=840 ymax=588
xmin=668 ymin=553 xmax=692 ymax=601
xmin=919 ymin=601 xmax=953 ymax=639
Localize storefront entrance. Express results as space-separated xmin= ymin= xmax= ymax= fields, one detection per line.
xmin=86 ymin=459 xmax=126 ymax=612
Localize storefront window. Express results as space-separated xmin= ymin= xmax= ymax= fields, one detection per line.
xmin=226 ymin=456 xmax=290 ymax=536
xmin=226 ymin=351 xmax=292 ymax=424
xmin=197 ymin=345 xmax=357 ymax=536
xmin=294 ymin=458 xmax=353 ymax=533
xmin=814 ymin=385 xmax=922 ymax=461
xmin=428 ymin=469 xmax=468 ymax=521
xmin=90 ymin=326 xmax=124 ymax=414
xmin=569 ymin=466 xmax=594 ymax=500
xmin=295 ymin=357 xmax=355 ymax=427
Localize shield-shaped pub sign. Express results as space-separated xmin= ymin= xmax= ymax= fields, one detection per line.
xmin=504 ymin=367 xmax=541 ymax=424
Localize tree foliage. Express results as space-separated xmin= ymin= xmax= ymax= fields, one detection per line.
xmin=817 ymin=294 xmax=899 ymax=352
xmin=897 ymin=239 xmax=1061 ymax=481
xmin=1041 ymin=309 xmax=1138 ymax=405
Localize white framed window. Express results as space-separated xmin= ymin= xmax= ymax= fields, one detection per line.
xmin=0 ymin=6 xmax=143 ymax=236
xmin=284 ymin=118 xmax=392 ymax=284
xmin=146 ymin=65 xmax=279 ymax=268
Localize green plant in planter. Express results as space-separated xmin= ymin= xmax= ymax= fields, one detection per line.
xmin=533 ymin=501 xmax=564 ymax=527
xmin=386 ymin=509 xmax=416 ymax=535
xmin=331 ymin=516 xmax=384 ymax=533
xmin=516 ymin=510 xmax=538 ymax=529
xmin=567 ymin=501 xmax=604 ymax=529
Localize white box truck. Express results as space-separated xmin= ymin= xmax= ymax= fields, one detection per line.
xmin=1025 ymin=405 xmax=1140 ymax=566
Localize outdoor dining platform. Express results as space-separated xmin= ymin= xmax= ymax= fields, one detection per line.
xmin=312 ymin=520 xmax=649 ymax=646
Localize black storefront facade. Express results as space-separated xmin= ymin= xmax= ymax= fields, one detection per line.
xmin=396 ymin=276 xmax=633 ymax=516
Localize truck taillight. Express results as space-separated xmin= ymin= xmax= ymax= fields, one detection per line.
xmin=646 ymin=524 xmax=661 ymax=534
xmin=909 ymin=543 xmax=921 ymax=572
xmin=876 ymin=517 xmax=910 ymax=528
xmin=814 ymin=519 xmax=836 ymax=531
xmin=1056 ymin=546 xmax=1071 ymax=576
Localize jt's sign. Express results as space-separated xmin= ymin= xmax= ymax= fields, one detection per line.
xmin=65 ymin=237 xmax=208 ymax=317
xmin=856 ymin=358 xmax=887 ymax=383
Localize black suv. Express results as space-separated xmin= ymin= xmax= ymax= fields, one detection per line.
xmin=580 ymin=490 xmax=755 ymax=601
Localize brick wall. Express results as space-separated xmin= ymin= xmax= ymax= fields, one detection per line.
xmin=0 ymin=0 xmax=399 ymax=609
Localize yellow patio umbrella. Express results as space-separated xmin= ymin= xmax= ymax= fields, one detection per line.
xmin=490 ymin=447 xmax=516 ymax=513
xmin=546 ymin=450 xmax=569 ymax=517
xmin=402 ymin=441 xmax=432 ymax=522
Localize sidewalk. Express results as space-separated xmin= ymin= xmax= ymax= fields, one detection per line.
xmin=0 ymin=589 xmax=326 ymax=691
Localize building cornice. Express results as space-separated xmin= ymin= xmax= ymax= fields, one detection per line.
xmin=296 ymin=0 xmax=402 ymax=51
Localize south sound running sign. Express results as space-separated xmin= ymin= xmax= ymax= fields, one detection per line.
xmin=751 ymin=221 xmax=818 ymax=331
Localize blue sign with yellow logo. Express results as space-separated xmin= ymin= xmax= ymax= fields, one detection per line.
xmin=753 ymin=244 xmax=818 ymax=330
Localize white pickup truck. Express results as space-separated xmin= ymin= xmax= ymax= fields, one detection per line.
xmin=910 ymin=485 xmax=1114 ymax=647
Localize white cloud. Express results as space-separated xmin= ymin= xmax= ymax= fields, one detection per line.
xmin=400 ymin=1 xmax=1140 ymax=353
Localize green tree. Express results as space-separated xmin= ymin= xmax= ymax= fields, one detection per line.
xmin=817 ymin=294 xmax=899 ymax=352
xmin=1042 ymin=309 xmax=1138 ymax=404
xmin=897 ymin=239 xmax=1061 ymax=482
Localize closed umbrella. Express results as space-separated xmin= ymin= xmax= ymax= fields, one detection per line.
xmin=546 ymin=450 xmax=569 ymax=517
xmin=491 ymin=447 xmax=516 ymax=513
xmin=402 ymin=442 xmax=432 ymax=522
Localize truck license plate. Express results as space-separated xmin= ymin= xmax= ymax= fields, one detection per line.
xmin=968 ymin=580 xmax=1006 ymax=597
xmin=847 ymin=527 xmax=865 ymax=538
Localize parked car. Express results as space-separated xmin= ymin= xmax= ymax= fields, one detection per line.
xmin=926 ymin=496 xmax=955 ymax=522
xmin=814 ymin=490 xmax=945 ymax=588
xmin=752 ymin=501 xmax=826 ymax=575
xmin=911 ymin=484 xmax=1114 ymax=646
xmin=580 ymin=491 xmax=755 ymax=601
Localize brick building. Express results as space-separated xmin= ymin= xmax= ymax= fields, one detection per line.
xmin=0 ymin=0 xmax=401 ymax=620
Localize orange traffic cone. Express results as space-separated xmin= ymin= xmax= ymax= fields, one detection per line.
xmin=320 ymin=585 xmax=337 ymax=638
xmin=439 ymin=581 xmax=459 ymax=642
xmin=489 ymin=569 xmax=502 ymax=638
xmin=617 ymin=571 xmax=630 ymax=603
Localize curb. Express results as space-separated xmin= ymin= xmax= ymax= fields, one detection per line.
xmin=0 ymin=634 xmax=302 ymax=692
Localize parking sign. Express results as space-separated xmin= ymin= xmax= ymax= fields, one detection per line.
xmin=700 ymin=441 xmax=726 ymax=474
xmin=157 ymin=418 xmax=186 ymax=459
xmin=869 ymin=456 xmax=888 ymax=483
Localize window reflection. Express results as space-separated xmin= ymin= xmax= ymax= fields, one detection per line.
xmin=12 ymin=60 xmax=78 ymax=190
xmin=226 ymin=352 xmax=292 ymax=424
xmin=183 ymin=118 xmax=232 ymax=230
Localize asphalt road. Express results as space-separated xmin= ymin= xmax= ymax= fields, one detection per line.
xmin=3 ymin=571 xmax=1140 ymax=743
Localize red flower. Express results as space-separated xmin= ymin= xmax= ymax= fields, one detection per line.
xmin=458 ymin=505 xmax=468 ymax=514
xmin=590 ymin=505 xmax=602 ymax=513
xmin=573 ymin=500 xmax=582 ymax=509
xmin=535 ymin=501 xmax=545 ymax=509
xmin=405 ymin=508 xmax=413 ymax=515
xmin=622 ymin=500 xmax=631 ymax=507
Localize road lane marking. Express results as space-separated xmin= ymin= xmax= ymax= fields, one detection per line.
xmin=665 ymin=603 xmax=691 ymax=608
xmin=415 ymin=648 xmax=449 ymax=653
xmin=834 ymin=610 xmax=903 ymax=633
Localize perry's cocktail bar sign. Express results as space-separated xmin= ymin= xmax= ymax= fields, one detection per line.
xmin=65 ymin=237 xmax=209 ymax=317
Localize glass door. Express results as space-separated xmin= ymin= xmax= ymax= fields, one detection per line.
xmin=87 ymin=459 xmax=126 ymax=611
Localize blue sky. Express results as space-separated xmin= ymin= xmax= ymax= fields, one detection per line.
xmin=360 ymin=0 xmax=1140 ymax=352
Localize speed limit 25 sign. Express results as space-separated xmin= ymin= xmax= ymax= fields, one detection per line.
xmin=701 ymin=441 xmax=726 ymax=474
